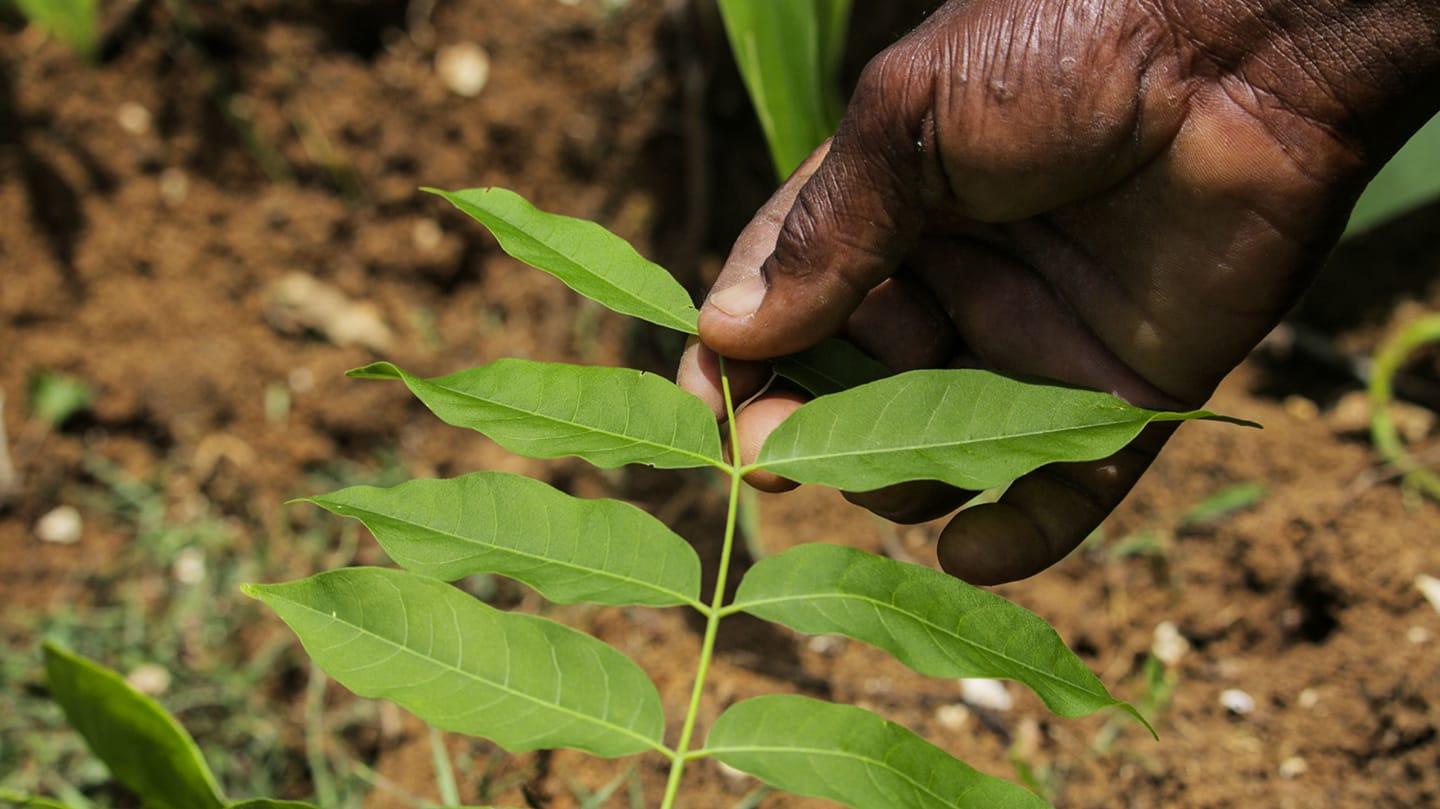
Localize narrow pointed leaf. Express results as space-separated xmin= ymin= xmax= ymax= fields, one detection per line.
xmin=227 ymin=802 xmax=320 ymax=809
xmin=706 ymin=695 xmax=1047 ymax=809
xmin=42 ymin=644 xmax=226 ymax=809
xmin=427 ymin=187 xmax=699 ymax=334
xmin=755 ymin=369 xmax=1253 ymax=491
xmin=773 ymin=338 xmax=890 ymax=397
xmin=299 ymin=472 xmax=702 ymax=608
xmin=0 ymin=793 xmax=75 ymax=809
xmin=733 ymin=544 xmax=1147 ymax=729
xmin=246 ymin=568 xmax=665 ymax=758
xmin=351 ymin=360 xmax=723 ymax=470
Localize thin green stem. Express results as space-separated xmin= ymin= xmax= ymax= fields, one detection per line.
xmin=659 ymin=359 xmax=745 ymax=809
xmin=430 ymin=727 xmax=461 ymax=806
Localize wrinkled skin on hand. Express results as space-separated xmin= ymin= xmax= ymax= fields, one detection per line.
xmin=677 ymin=0 xmax=1440 ymax=584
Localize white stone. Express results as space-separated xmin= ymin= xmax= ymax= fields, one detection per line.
xmin=436 ymin=43 xmax=491 ymax=98
xmin=126 ymin=663 xmax=172 ymax=696
xmin=35 ymin=505 xmax=82 ymax=544
xmin=117 ymin=102 xmax=152 ymax=135
xmin=1151 ymin=621 xmax=1190 ymax=666
xmin=934 ymin=703 xmax=970 ymax=731
xmin=1416 ymin=574 xmax=1440 ymax=615
xmin=1407 ymin=626 xmax=1430 ymax=645
xmin=173 ymin=547 xmax=207 ymax=585
xmin=806 ymin=634 xmax=845 ymax=656
xmin=1297 ymin=688 xmax=1319 ymax=709
xmin=1278 ymin=756 xmax=1308 ymax=779
xmin=1220 ymin=688 xmax=1255 ymax=715
xmin=961 ymin=678 xmax=1013 ymax=712
xmin=412 ymin=218 xmax=443 ymax=251
xmin=159 ymin=167 xmax=189 ymax=207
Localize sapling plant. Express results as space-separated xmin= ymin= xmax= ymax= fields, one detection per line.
xmin=241 ymin=185 xmax=1253 ymax=808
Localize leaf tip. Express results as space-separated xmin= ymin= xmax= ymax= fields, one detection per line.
xmin=346 ymin=362 xmax=403 ymax=380
xmin=239 ymin=583 xmax=264 ymax=601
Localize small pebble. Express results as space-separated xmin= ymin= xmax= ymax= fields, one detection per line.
xmin=117 ymin=102 xmax=152 ymax=135
xmin=159 ymin=167 xmax=189 ymax=207
xmin=1407 ymin=626 xmax=1430 ymax=645
xmin=173 ymin=547 xmax=207 ymax=585
xmin=1151 ymin=621 xmax=1190 ymax=666
xmin=412 ymin=218 xmax=443 ymax=251
xmin=1416 ymin=574 xmax=1440 ymax=615
xmin=1220 ymin=688 xmax=1255 ymax=715
xmin=1283 ymin=395 xmax=1319 ymax=422
xmin=806 ymin=634 xmax=845 ymax=656
xmin=35 ymin=505 xmax=82 ymax=544
xmin=1278 ymin=756 xmax=1308 ymax=779
xmin=288 ymin=367 xmax=315 ymax=394
xmin=126 ymin=663 xmax=172 ymax=696
xmin=436 ymin=43 xmax=491 ymax=97
xmin=961 ymin=678 xmax=1013 ymax=712
xmin=1297 ymin=688 xmax=1319 ymax=709
xmin=934 ymin=704 xmax=970 ymax=731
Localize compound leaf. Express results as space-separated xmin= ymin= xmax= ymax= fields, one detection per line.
xmin=773 ymin=339 xmax=890 ymax=397
xmin=755 ymin=369 xmax=1251 ymax=491
xmin=42 ymin=644 xmax=226 ymax=809
xmin=733 ymin=544 xmax=1147 ymax=729
xmin=299 ymin=472 xmax=702 ymax=608
xmin=246 ymin=568 xmax=666 ymax=758
xmin=427 ymin=187 xmax=699 ymax=334
xmin=706 ymin=695 xmax=1047 ymax=809
xmin=351 ymin=360 xmax=723 ymax=471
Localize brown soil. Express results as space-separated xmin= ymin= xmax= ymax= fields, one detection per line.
xmin=3 ymin=1 xmax=1439 ymax=808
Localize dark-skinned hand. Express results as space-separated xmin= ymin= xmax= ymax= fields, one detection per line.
xmin=677 ymin=0 xmax=1440 ymax=584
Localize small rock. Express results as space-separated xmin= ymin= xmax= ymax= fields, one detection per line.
xmin=1278 ymin=756 xmax=1308 ymax=779
xmin=806 ymin=634 xmax=846 ymax=656
xmin=1416 ymin=574 xmax=1440 ymax=615
xmin=436 ymin=43 xmax=490 ymax=97
xmin=934 ymin=703 xmax=970 ymax=731
xmin=288 ymin=367 xmax=315 ymax=394
xmin=412 ymin=218 xmax=443 ymax=251
xmin=1151 ymin=621 xmax=1190 ymax=666
xmin=1283 ymin=395 xmax=1319 ymax=422
xmin=1297 ymin=688 xmax=1319 ymax=709
xmin=265 ymin=273 xmax=394 ymax=351
xmin=173 ymin=547 xmax=206 ymax=585
xmin=1407 ymin=626 xmax=1431 ymax=645
xmin=35 ymin=505 xmax=82 ymax=544
xmin=1220 ymin=688 xmax=1255 ymax=715
xmin=1328 ymin=390 xmax=1435 ymax=440
xmin=159 ymin=167 xmax=189 ymax=207
xmin=961 ymin=678 xmax=1013 ymax=712
xmin=117 ymin=102 xmax=152 ymax=135
xmin=126 ymin=663 xmax=172 ymax=696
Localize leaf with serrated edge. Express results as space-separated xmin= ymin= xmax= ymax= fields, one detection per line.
xmin=427 ymin=187 xmax=699 ymax=334
xmin=755 ymin=369 xmax=1254 ymax=491
xmin=706 ymin=695 xmax=1048 ymax=809
xmin=733 ymin=544 xmax=1149 ymax=730
xmin=773 ymin=338 xmax=890 ymax=397
xmin=43 ymin=644 xmax=226 ymax=809
xmin=351 ymin=360 xmax=723 ymax=471
xmin=299 ymin=472 xmax=702 ymax=608
xmin=246 ymin=568 xmax=666 ymax=758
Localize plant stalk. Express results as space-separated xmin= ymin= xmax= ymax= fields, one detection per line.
xmin=659 ymin=360 xmax=744 ymax=808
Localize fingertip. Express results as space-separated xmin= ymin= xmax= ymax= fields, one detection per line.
xmin=676 ymin=338 xmax=769 ymax=421
xmin=733 ymin=390 xmax=806 ymax=493
xmin=843 ymin=480 xmax=974 ymax=524
xmin=936 ymin=503 xmax=1052 ymax=586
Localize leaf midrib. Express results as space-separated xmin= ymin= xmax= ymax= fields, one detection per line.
xmin=734 ymin=591 xmax=1112 ymax=707
xmin=759 ymin=409 xmax=1189 ymax=468
xmin=420 ymin=373 xmax=724 ymax=470
xmin=265 ymin=591 xmax=664 ymax=753
xmin=463 ymin=195 xmax=699 ymax=334
xmin=319 ymin=500 xmax=700 ymax=607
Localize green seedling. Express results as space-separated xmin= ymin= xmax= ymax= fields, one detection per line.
xmin=27 ymin=372 xmax=93 ymax=429
xmin=1179 ymin=481 xmax=1268 ymax=528
xmin=31 ymin=643 xmax=319 ymax=809
xmin=1369 ymin=313 xmax=1440 ymax=501
xmin=14 ymin=0 xmax=98 ymax=60
xmin=241 ymin=185 xmax=1254 ymax=808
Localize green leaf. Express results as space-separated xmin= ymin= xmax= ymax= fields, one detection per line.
xmin=1346 ymin=112 xmax=1440 ymax=238
xmin=15 ymin=0 xmax=98 ymax=59
xmin=717 ymin=0 xmax=844 ymax=178
xmin=0 ymin=792 xmax=75 ymax=809
xmin=732 ymin=544 xmax=1146 ymax=728
xmin=351 ymin=360 xmax=723 ymax=471
xmin=773 ymin=338 xmax=890 ymax=397
xmin=1179 ymin=481 xmax=1267 ymax=527
xmin=706 ymin=695 xmax=1048 ymax=809
xmin=42 ymin=643 xmax=226 ymax=809
xmin=427 ymin=187 xmax=699 ymax=334
xmin=754 ymin=369 xmax=1252 ymax=491
xmin=246 ymin=567 xmax=666 ymax=758
xmin=299 ymin=472 xmax=702 ymax=608
xmin=27 ymin=371 xmax=94 ymax=428
xmin=226 ymin=802 xmax=320 ymax=809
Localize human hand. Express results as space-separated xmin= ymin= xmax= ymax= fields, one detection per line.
xmin=678 ymin=0 xmax=1440 ymax=584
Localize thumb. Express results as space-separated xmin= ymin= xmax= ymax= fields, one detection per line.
xmin=699 ymin=49 xmax=940 ymax=360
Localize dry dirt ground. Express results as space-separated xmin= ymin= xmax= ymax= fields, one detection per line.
xmin=2 ymin=1 xmax=1438 ymax=807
